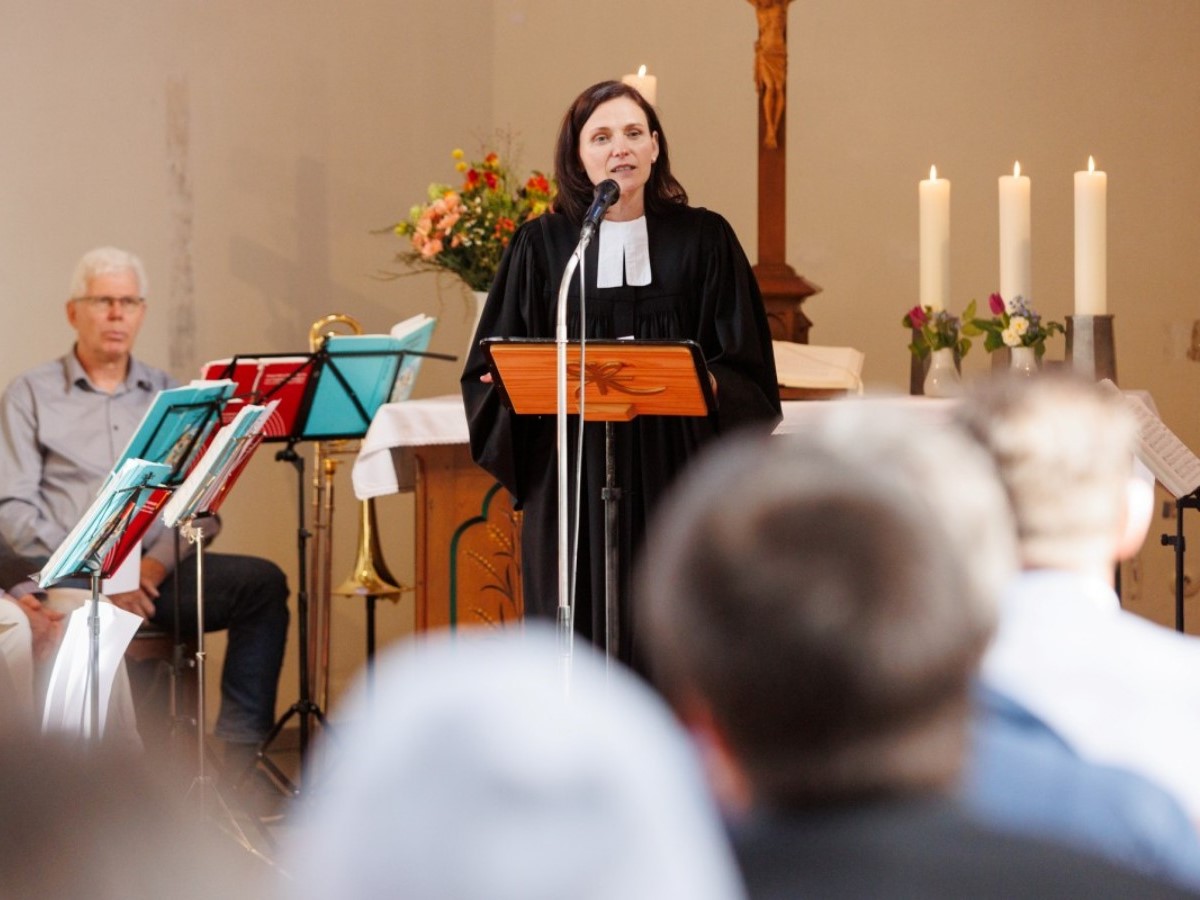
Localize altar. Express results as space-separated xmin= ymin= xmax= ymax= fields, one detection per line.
xmin=352 ymin=394 xmax=951 ymax=633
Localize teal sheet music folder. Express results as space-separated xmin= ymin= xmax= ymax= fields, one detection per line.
xmin=301 ymin=315 xmax=436 ymax=440
xmin=115 ymin=381 xmax=235 ymax=483
xmin=37 ymin=458 xmax=172 ymax=587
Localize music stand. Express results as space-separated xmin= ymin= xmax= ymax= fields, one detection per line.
xmin=38 ymin=459 xmax=173 ymax=742
xmin=481 ymin=338 xmax=714 ymax=662
xmin=249 ymin=336 xmax=454 ymax=794
xmin=162 ymin=401 xmax=274 ymax=846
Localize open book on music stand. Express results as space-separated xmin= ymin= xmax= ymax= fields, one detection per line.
xmin=202 ymin=315 xmax=444 ymax=442
xmin=481 ymin=338 xmax=715 ymax=660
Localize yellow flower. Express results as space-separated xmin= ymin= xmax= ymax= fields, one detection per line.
xmin=451 ymin=149 xmax=465 ymax=160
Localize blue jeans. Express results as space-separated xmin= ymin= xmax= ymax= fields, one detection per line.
xmin=151 ymin=552 xmax=289 ymax=743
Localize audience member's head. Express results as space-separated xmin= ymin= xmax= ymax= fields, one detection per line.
xmin=285 ymin=626 xmax=746 ymax=900
xmin=955 ymin=373 xmax=1146 ymax=574
xmin=637 ymin=403 xmax=1017 ymax=810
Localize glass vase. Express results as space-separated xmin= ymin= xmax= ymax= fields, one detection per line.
xmin=923 ymin=347 xmax=961 ymax=398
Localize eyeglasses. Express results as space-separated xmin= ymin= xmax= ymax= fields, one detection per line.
xmin=74 ymin=295 xmax=146 ymax=311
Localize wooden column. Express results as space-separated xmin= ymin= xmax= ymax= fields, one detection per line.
xmin=748 ymin=0 xmax=820 ymax=344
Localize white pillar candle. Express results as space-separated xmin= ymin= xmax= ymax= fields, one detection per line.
xmin=1074 ymin=156 xmax=1108 ymax=316
xmin=621 ymin=65 xmax=657 ymax=106
xmin=919 ymin=165 xmax=950 ymax=311
xmin=999 ymin=161 xmax=1031 ymax=307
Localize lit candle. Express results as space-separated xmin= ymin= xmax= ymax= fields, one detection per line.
xmin=919 ymin=165 xmax=950 ymax=311
xmin=1074 ymin=155 xmax=1107 ymax=315
xmin=621 ymin=64 xmax=658 ymax=106
xmin=998 ymin=161 xmax=1031 ymax=307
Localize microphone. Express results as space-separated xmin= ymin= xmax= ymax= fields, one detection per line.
xmin=580 ymin=179 xmax=621 ymax=239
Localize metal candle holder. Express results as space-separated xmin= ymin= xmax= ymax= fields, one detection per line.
xmin=1066 ymin=314 xmax=1117 ymax=384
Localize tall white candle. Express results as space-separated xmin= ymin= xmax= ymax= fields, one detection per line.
xmin=919 ymin=166 xmax=950 ymax=310
xmin=999 ymin=161 xmax=1031 ymax=307
xmin=1074 ymin=155 xmax=1108 ymax=316
xmin=621 ymin=64 xmax=658 ymax=106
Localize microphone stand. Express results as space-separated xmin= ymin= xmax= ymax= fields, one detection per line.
xmin=555 ymin=238 xmax=586 ymax=670
xmin=555 ymin=182 xmax=618 ymax=680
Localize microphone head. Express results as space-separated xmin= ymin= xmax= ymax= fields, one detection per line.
xmin=595 ymin=179 xmax=620 ymax=204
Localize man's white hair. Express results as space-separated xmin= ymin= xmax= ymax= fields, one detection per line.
xmin=68 ymin=247 xmax=148 ymax=299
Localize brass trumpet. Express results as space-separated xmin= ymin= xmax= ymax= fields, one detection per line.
xmin=307 ymin=313 xmax=408 ymax=710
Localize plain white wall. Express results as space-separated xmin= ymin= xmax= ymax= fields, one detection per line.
xmin=3 ymin=0 xmax=1199 ymax=717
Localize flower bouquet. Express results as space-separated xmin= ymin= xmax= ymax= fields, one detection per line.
xmin=902 ymin=301 xmax=975 ymax=360
xmin=967 ymin=293 xmax=1064 ymax=359
xmin=388 ymin=148 xmax=555 ymax=292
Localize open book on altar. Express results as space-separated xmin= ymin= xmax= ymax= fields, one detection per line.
xmin=772 ymin=341 xmax=865 ymax=396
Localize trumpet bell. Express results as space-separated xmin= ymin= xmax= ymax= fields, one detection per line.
xmin=333 ymin=497 xmax=407 ymax=600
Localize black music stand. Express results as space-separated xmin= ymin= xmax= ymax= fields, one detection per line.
xmin=1161 ymin=491 xmax=1200 ymax=633
xmin=244 ymin=336 xmax=454 ymax=795
xmin=481 ymin=338 xmax=714 ymax=664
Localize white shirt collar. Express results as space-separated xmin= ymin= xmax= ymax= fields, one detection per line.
xmin=596 ymin=217 xmax=651 ymax=288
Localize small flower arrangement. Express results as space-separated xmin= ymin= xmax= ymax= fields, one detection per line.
xmin=388 ymin=148 xmax=555 ymax=292
xmin=968 ymin=293 xmax=1064 ymax=358
xmin=902 ymin=301 xmax=975 ymax=359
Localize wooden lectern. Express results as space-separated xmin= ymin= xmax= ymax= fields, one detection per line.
xmin=482 ymin=337 xmax=714 ymax=658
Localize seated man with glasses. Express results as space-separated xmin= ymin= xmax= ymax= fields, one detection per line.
xmin=0 ymin=247 xmax=289 ymax=780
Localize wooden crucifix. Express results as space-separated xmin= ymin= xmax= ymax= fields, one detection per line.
xmin=747 ymin=0 xmax=820 ymax=344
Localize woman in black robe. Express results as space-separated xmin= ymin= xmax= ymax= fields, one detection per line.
xmin=462 ymin=80 xmax=781 ymax=667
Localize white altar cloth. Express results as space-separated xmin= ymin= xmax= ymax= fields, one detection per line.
xmin=351 ymin=393 xmax=956 ymax=501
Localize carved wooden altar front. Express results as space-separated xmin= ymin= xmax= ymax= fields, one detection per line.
xmin=411 ymin=443 xmax=523 ymax=631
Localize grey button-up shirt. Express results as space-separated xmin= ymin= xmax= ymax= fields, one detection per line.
xmin=0 ymin=350 xmax=183 ymax=591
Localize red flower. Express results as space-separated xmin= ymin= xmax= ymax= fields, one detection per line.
xmin=494 ymin=216 xmax=516 ymax=237
xmin=906 ymin=305 xmax=928 ymax=329
xmin=465 ymin=169 xmax=480 ymax=188
xmin=484 ymin=171 xmax=498 ymax=190
xmin=988 ymin=292 xmax=1005 ymax=316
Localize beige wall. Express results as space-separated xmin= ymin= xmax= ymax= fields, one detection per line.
xmin=4 ymin=0 xmax=1199 ymax=719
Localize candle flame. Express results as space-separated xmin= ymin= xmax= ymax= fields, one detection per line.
xmin=929 ymin=165 xmax=937 ymax=181
xmin=637 ymin=64 xmax=647 ymax=77
xmin=1088 ymin=155 xmax=1095 ymax=173
xmin=1013 ymin=161 xmax=1021 ymax=178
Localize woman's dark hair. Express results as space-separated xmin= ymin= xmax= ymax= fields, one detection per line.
xmin=552 ymin=80 xmax=688 ymax=224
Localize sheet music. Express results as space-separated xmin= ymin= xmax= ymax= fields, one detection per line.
xmin=1102 ymin=380 xmax=1200 ymax=499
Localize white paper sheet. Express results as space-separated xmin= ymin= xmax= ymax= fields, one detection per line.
xmin=42 ymin=601 xmax=142 ymax=740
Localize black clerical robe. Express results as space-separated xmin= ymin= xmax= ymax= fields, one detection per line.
xmin=462 ymin=206 xmax=781 ymax=665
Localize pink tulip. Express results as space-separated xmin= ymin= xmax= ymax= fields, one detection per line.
xmin=989 ymin=293 xmax=1005 ymax=316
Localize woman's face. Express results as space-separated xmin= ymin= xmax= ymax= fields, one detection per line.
xmin=577 ymin=95 xmax=659 ymax=216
